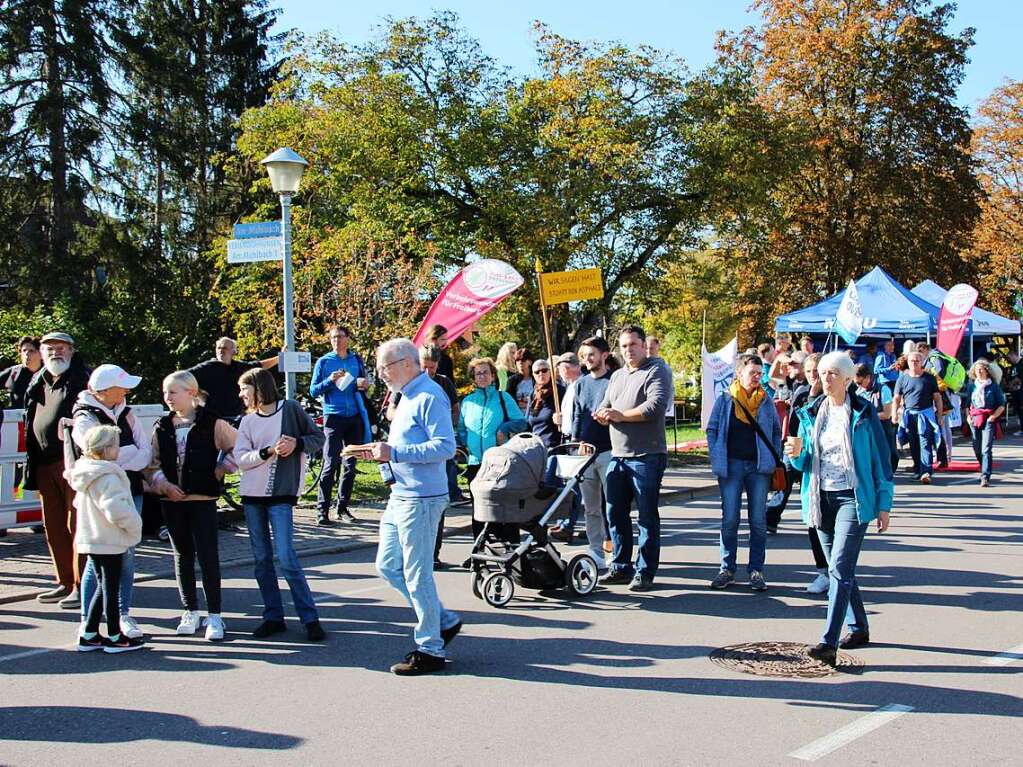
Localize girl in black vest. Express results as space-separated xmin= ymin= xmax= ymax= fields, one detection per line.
xmin=148 ymin=371 xmax=237 ymax=641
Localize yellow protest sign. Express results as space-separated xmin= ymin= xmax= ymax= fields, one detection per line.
xmin=538 ymin=268 xmax=604 ymax=305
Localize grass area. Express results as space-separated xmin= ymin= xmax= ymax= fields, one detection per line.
xmin=665 ymin=422 xmax=705 ymax=444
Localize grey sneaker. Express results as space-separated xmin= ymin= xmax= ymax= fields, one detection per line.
xmin=58 ymin=587 xmax=81 ymax=609
xmin=710 ymin=570 xmax=734 ymax=589
xmin=628 ymin=574 xmax=654 ymax=592
xmin=749 ymin=571 xmax=768 ymax=591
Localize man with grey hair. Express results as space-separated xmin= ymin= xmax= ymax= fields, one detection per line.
xmin=348 ymin=338 xmax=461 ymax=675
xmin=189 ymin=337 xmax=278 ymax=420
xmin=23 ymin=332 xmax=91 ymax=607
xmin=893 ymin=351 xmax=943 ymax=483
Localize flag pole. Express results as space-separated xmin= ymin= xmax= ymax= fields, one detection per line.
xmin=702 ymin=309 xmax=707 ymax=349
xmin=535 ymin=257 xmax=562 ymax=416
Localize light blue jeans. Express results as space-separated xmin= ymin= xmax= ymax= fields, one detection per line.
xmin=80 ymin=495 xmax=142 ymax=622
xmin=815 ymin=489 xmax=870 ymax=648
xmin=717 ymin=459 xmax=769 ymax=574
xmin=243 ymin=503 xmax=319 ymax=625
xmin=376 ymin=495 xmax=460 ymax=658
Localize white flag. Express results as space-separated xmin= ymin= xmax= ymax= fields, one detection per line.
xmin=701 ymin=337 xmax=738 ymax=429
xmin=835 ymin=279 xmax=864 ymax=344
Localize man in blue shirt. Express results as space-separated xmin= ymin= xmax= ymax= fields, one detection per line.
xmin=351 ymin=338 xmax=460 ymax=676
xmin=309 ymin=325 xmax=372 ymax=525
xmin=873 ymin=337 xmax=899 ymax=393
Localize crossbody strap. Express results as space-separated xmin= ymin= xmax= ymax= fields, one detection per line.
xmin=733 ymin=397 xmax=783 ymax=468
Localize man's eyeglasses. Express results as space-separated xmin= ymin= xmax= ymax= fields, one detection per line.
xmin=376 ymin=358 xmax=406 ymax=374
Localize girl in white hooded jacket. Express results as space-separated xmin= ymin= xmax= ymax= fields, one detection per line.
xmin=66 ymin=425 xmax=144 ymax=653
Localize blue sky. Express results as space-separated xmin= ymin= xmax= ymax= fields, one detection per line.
xmin=275 ymin=0 xmax=1021 ymax=111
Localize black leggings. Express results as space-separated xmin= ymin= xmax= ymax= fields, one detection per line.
xmin=162 ymin=500 xmax=222 ymax=613
xmin=84 ymin=554 xmax=123 ymax=637
xmin=809 ymin=526 xmax=828 ymax=570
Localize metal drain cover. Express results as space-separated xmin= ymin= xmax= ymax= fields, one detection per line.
xmin=709 ymin=641 xmax=864 ymax=678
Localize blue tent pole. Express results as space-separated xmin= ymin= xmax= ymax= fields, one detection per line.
xmin=969 ymin=325 xmax=974 ymax=365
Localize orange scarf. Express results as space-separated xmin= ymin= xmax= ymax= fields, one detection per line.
xmin=730 ymin=379 xmax=766 ymax=424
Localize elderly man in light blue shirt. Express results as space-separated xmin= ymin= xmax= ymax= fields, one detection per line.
xmin=349 ymin=338 xmax=460 ymax=676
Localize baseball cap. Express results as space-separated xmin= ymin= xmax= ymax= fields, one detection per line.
xmin=89 ymin=364 xmax=142 ymax=392
xmin=40 ymin=332 xmax=75 ymax=345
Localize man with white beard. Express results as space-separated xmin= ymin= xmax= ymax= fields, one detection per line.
xmin=23 ymin=332 xmax=91 ymax=607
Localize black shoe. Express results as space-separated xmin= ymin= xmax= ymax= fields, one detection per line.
xmin=305 ymin=620 xmax=326 ymax=642
xmin=338 ymin=507 xmax=358 ymax=522
xmin=766 ymin=525 xmax=778 ymax=535
xmin=252 ymin=620 xmax=287 ymax=638
xmin=31 ymin=525 xmax=45 ymax=534
xmin=598 ymin=570 xmax=633 ymax=586
xmin=839 ymin=630 xmax=870 ymax=650
xmin=317 ymin=515 xmax=333 ymax=526
xmin=390 ymin=650 xmax=446 ymax=676
xmin=441 ymin=620 xmax=462 ymax=647
xmin=628 ymin=574 xmax=654 ymax=592
xmin=77 ymin=634 xmax=104 ymax=652
xmin=103 ymin=634 xmax=145 ymax=654
xmin=807 ymin=643 xmax=838 ymax=666
xmin=433 ymin=559 xmax=450 ymax=570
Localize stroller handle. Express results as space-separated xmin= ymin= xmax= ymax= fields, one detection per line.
xmin=548 ymin=441 xmax=598 ymax=458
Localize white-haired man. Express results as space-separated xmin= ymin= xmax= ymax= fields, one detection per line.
xmin=893 ymin=351 xmax=943 ymax=484
xmin=348 ymin=338 xmax=461 ymax=676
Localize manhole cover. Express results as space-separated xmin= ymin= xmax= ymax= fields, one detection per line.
xmin=709 ymin=641 xmax=864 ymax=678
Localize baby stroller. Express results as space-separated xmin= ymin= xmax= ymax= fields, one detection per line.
xmin=468 ymin=433 xmax=600 ymax=608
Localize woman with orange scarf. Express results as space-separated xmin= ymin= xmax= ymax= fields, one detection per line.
xmin=705 ymin=353 xmax=783 ymax=592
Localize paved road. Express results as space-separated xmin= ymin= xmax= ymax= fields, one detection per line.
xmin=1 ymin=442 xmax=1020 ymax=766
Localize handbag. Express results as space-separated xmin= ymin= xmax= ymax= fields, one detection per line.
xmin=734 ymin=397 xmax=787 ymax=492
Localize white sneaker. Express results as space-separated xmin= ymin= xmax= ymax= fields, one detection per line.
xmin=176 ymin=610 xmax=201 ymax=635
xmin=119 ymin=615 xmax=143 ymax=639
xmin=204 ymin=614 xmax=226 ymax=641
xmin=806 ymin=572 xmax=830 ymax=594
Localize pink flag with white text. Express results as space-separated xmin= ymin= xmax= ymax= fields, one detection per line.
xmin=412 ymin=259 xmax=524 ymax=346
xmin=935 ymin=283 xmax=979 ymax=356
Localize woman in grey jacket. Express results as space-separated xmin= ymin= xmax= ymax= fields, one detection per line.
xmin=705 ymin=353 xmax=782 ymax=592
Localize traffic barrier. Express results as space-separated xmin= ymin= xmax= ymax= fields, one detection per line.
xmin=0 ymin=405 xmax=166 ymax=531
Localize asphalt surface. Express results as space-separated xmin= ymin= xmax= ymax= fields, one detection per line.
xmin=1 ymin=441 xmax=1020 ymax=766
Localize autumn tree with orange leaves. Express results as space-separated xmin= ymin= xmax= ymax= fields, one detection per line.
xmin=967 ymin=80 xmax=1023 ymax=316
xmin=710 ymin=0 xmax=981 ymax=341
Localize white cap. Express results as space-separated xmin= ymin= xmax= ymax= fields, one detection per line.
xmin=89 ymin=364 xmax=142 ymax=392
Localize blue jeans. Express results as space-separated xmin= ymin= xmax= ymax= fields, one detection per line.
xmin=907 ymin=415 xmax=934 ymax=477
xmin=717 ymin=460 xmax=769 ymax=574
xmin=80 ymin=495 xmax=142 ymax=622
xmin=376 ymin=495 xmax=460 ymax=658
xmin=970 ymin=421 xmax=995 ymax=479
xmin=814 ymin=489 xmax=869 ymax=648
xmin=605 ymin=454 xmax=668 ymax=579
xmin=243 ymin=503 xmax=319 ymax=625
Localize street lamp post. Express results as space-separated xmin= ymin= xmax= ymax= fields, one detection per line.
xmin=260 ymin=148 xmax=308 ymax=400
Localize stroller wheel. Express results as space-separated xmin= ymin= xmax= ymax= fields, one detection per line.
xmin=471 ymin=569 xmax=485 ymax=600
xmin=564 ymin=554 xmax=599 ymax=596
xmin=482 ymin=572 xmax=514 ymax=608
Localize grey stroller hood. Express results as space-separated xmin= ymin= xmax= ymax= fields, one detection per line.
xmin=471 ymin=433 xmax=552 ymax=523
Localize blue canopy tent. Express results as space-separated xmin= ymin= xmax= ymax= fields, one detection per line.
xmin=775 ymin=266 xmax=939 ymax=340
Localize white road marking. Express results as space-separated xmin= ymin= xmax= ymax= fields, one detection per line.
xmin=788 ymin=704 xmax=914 ymax=762
xmin=314 ymin=582 xmax=388 ymax=602
xmin=984 ymin=643 xmax=1023 ymax=666
xmin=0 ymin=647 xmax=58 ymax=663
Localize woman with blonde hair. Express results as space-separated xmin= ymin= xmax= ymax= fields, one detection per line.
xmin=495 ymin=342 xmax=518 ymax=391
xmin=148 ymin=370 xmax=237 ymax=640
xmin=964 ymin=359 xmax=1005 ymax=487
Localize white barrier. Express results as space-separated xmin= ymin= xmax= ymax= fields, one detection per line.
xmin=0 ymin=405 xmax=166 ymax=531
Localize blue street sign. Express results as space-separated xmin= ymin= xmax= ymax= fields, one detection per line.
xmin=233 ymin=220 xmax=281 ymax=239
xmin=227 ymin=237 xmax=281 ymax=264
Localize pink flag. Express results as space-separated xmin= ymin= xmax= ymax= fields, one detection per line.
xmin=935 ymin=283 xmax=979 ymax=356
xmin=412 ymin=259 xmax=524 ymax=346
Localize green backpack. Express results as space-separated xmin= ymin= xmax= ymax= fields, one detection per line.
xmin=928 ymin=350 xmax=966 ymax=393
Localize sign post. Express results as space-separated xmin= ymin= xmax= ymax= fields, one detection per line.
xmin=534 ymin=258 xmax=562 ymax=416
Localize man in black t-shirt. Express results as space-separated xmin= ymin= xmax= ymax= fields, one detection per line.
xmin=189 ymin=337 xmax=278 ymax=419
xmin=893 ymin=352 xmax=943 ymax=483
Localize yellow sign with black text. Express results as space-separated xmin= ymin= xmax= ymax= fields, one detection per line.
xmin=539 ymin=268 xmax=604 ymax=306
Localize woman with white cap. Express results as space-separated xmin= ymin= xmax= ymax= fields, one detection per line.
xmin=71 ymin=364 xmax=152 ymax=640
xmin=964 ymin=360 xmax=1005 ymax=487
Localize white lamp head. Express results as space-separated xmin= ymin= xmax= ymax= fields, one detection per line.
xmin=260 ymin=147 xmax=308 ymax=194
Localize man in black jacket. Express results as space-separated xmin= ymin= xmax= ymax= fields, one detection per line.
xmin=189 ymin=337 xmax=278 ymax=420
xmin=23 ymin=332 xmax=90 ymax=607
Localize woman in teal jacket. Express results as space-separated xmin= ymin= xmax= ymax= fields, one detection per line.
xmin=786 ymin=352 xmax=893 ymax=665
xmin=457 ymin=357 xmax=524 ymax=468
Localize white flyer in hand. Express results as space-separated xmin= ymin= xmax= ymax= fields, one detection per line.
xmin=335 ymin=371 xmax=354 ymax=391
